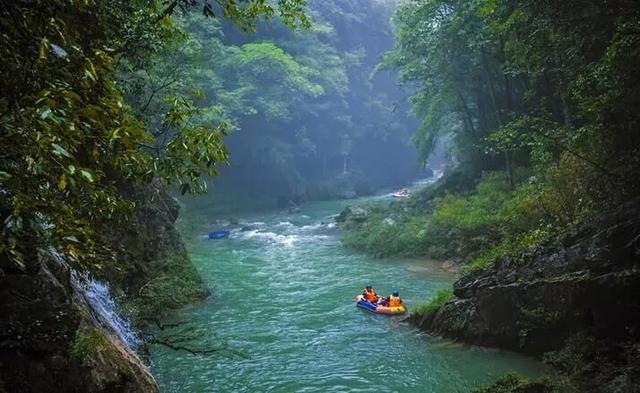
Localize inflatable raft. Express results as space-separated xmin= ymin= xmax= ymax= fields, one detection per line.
xmin=208 ymin=230 xmax=230 ymax=239
xmin=355 ymin=295 xmax=407 ymax=315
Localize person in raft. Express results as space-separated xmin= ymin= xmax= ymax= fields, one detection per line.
xmin=379 ymin=289 xmax=403 ymax=307
xmin=362 ymin=284 xmax=379 ymax=303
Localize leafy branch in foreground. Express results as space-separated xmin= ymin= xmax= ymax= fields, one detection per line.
xmin=0 ymin=0 xmax=308 ymax=270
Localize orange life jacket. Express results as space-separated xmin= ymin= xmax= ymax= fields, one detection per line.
xmin=389 ymin=295 xmax=401 ymax=307
xmin=363 ymin=288 xmax=378 ymax=302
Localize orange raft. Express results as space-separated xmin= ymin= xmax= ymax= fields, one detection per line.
xmin=355 ymin=295 xmax=407 ymax=315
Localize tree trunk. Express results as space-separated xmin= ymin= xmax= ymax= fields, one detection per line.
xmin=505 ymin=150 xmax=514 ymax=189
xmin=482 ymin=47 xmax=514 ymax=188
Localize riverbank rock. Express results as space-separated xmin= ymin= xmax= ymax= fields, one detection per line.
xmin=99 ymin=188 xmax=209 ymax=322
xmin=413 ymin=200 xmax=640 ymax=390
xmin=336 ymin=205 xmax=369 ymax=223
xmin=0 ymin=255 xmax=159 ymax=393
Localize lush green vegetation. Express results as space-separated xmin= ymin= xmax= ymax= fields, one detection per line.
xmin=70 ymin=328 xmax=107 ymax=362
xmin=343 ymin=0 xmax=640 ymax=269
xmin=343 ymin=170 xmax=552 ymax=267
xmin=0 ymin=1 xmax=306 ymax=271
xmin=175 ymin=1 xmax=423 ymax=202
xmin=131 ymin=254 xmax=208 ymax=322
xmin=3 ymin=0 xmax=640 ymax=390
xmin=339 ymin=3 xmax=640 ymax=354
xmin=412 ymin=287 xmax=453 ymax=316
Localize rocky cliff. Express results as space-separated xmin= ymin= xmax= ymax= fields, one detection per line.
xmin=0 ymin=254 xmax=158 ymax=393
xmin=413 ymin=200 xmax=640 ymax=390
xmin=99 ymin=188 xmax=208 ymax=322
xmin=0 ymin=188 xmax=207 ymax=392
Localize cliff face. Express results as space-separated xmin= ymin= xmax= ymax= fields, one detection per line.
xmin=0 ymin=255 xmax=159 ymax=393
xmin=100 ymin=189 xmax=209 ymax=322
xmin=412 ymin=201 xmax=640 ymax=390
xmin=0 ymin=188 xmax=207 ymax=392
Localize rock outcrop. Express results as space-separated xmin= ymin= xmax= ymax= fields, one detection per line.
xmin=0 ymin=255 xmax=159 ymax=393
xmin=0 ymin=187 xmax=208 ymax=392
xmin=414 ymin=201 xmax=640 ymax=355
xmin=100 ymin=188 xmax=209 ymax=322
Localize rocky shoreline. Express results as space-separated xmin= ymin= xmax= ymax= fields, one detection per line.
xmin=411 ymin=201 xmax=640 ymax=391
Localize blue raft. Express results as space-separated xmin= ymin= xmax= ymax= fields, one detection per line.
xmin=208 ymin=230 xmax=230 ymax=239
xmin=356 ymin=298 xmax=379 ymax=313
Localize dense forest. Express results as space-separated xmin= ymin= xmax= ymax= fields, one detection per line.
xmin=1 ymin=0 xmax=640 ymax=392
xmin=125 ymin=0 xmax=423 ymax=207
xmin=345 ymin=0 xmax=640 ymax=262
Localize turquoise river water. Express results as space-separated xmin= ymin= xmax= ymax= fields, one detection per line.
xmin=149 ymin=188 xmax=544 ymax=392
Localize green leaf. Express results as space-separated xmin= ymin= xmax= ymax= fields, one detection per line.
xmin=58 ymin=173 xmax=67 ymax=191
xmin=52 ymin=143 xmax=72 ymax=158
xmin=39 ymin=106 xmax=52 ymax=119
xmin=80 ymin=170 xmax=94 ymax=182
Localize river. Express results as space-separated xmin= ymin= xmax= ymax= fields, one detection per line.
xmin=149 ymin=186 xmax=543 ymax=392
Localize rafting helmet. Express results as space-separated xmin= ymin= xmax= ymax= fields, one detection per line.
xmin=366 ymin=283 xmax=372 ymax=289
xmin=392 ymin=288 xmax=399 ymax=296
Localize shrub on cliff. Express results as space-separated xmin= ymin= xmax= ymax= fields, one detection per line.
xmin=412 ymin=287 xmax=453 ymax=317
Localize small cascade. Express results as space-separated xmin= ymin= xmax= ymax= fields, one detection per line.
xmin=48 ymin=248 xmax=141 ymax=353
xmin=81 ymin=279 xmax=141 ymax=352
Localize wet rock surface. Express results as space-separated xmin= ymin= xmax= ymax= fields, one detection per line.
xmin=415 ymin=201 xmax=640 ymax=354
xmin=413 ymin=201 xmax=640 ymax=390
xmin=0 ymin=256 xmax=158 ymax=393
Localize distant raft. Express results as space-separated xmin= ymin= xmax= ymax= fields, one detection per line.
xmin=392 ymin=188 xmax=410 ymax=199
xmin=355 ymin=295 xmax=407 ymax=315
xmin=208 ymin=230 xmax=230 ymax=239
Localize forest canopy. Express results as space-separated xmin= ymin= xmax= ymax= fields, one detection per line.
xmin=387 ymin=0 xmax=640 ymax=205
xmin=343 ymin=0 xmax=640 ymax=268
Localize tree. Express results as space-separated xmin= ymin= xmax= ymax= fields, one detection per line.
xmin=0 ymin=0 xmax=308 ymax=269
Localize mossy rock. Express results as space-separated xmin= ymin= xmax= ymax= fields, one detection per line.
xmin=70 ymin=327 xmax=108 ymax=362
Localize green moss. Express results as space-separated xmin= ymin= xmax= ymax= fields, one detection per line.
xmin=131 ymin=253 xmax=208 ymax=322
xmin=70 ymin=328 xmax=107 ymax=362
xmin=412 ymin=287 xmax=453 ymax=317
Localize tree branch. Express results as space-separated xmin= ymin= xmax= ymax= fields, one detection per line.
xmin=156 ymin=0 xmax=180 ymax=22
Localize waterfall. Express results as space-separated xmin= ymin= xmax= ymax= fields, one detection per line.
xmin=80 ymin=279 xmax=142 ymax=353
xmin=49 ymin=248 xmax=141 ymax=353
